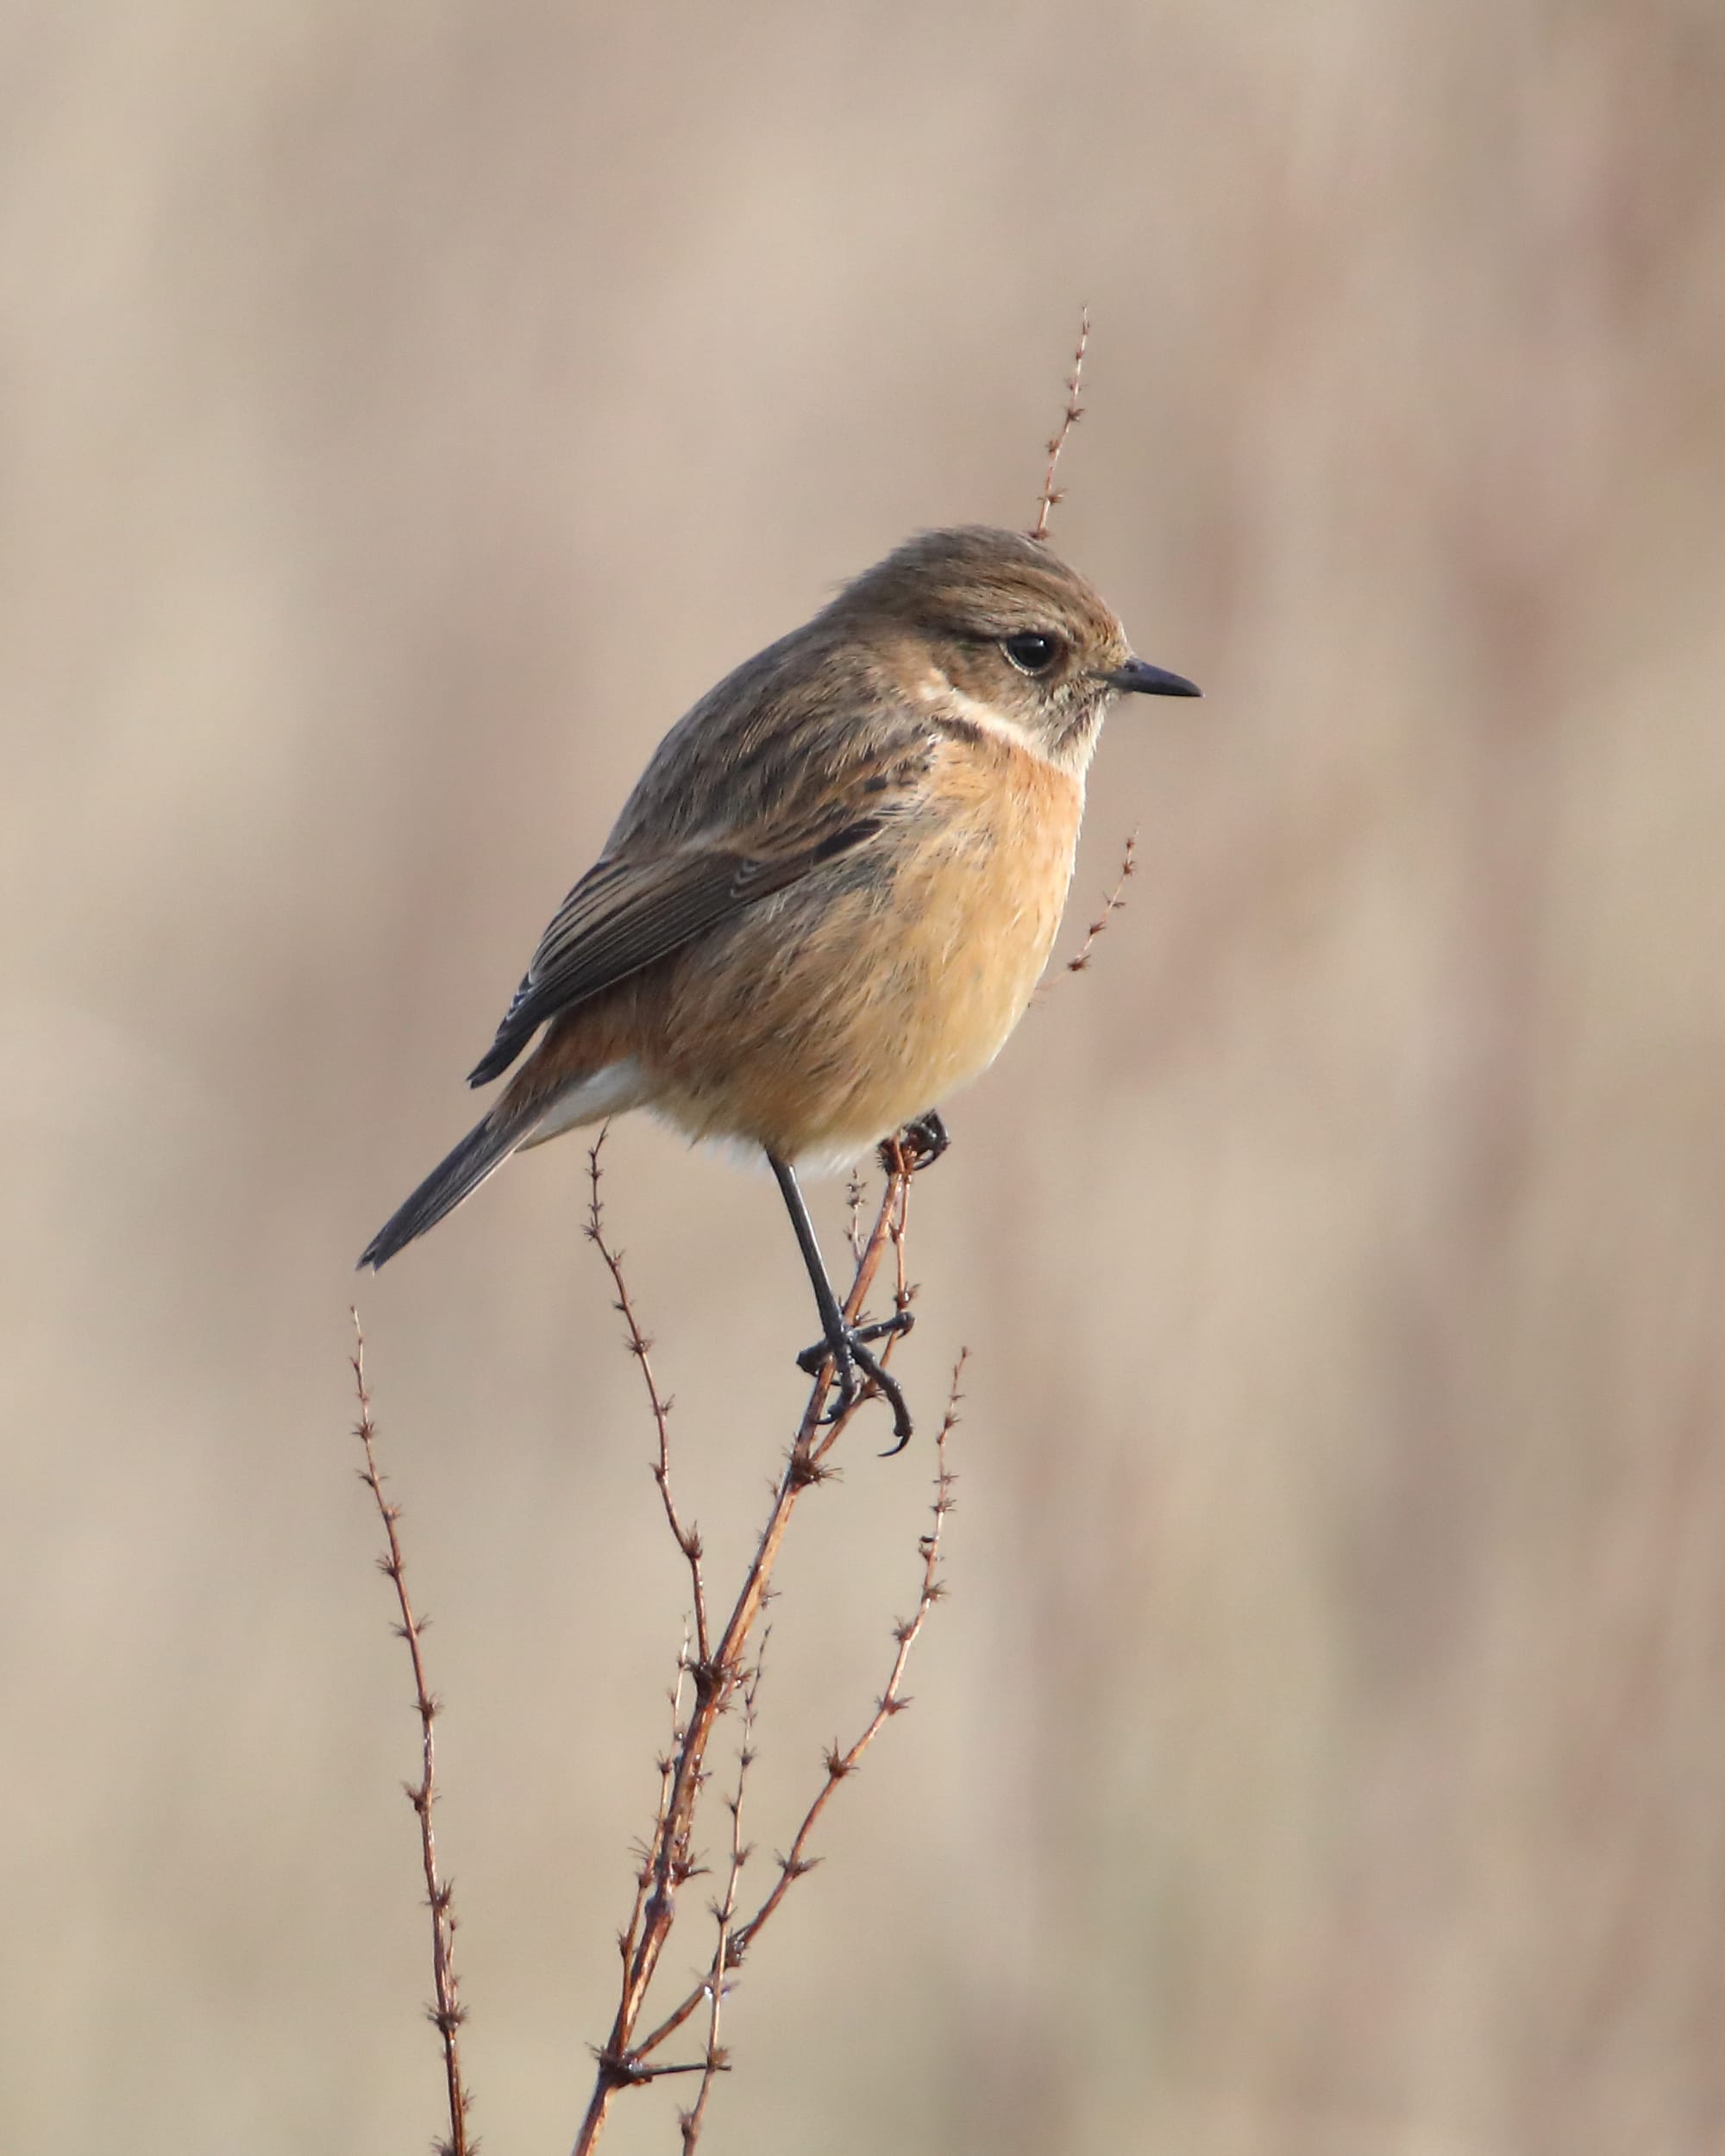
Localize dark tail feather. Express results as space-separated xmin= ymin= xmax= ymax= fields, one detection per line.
xmin=358 ymin=1104 xmax=539 ymax=1270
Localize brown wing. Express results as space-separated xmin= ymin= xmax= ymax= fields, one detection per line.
xmin=467 ymin=779 xmax=925 ymax=1087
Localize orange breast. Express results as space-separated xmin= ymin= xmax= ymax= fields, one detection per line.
xmin=644 ymin=734 xmax=1086 ymax=1163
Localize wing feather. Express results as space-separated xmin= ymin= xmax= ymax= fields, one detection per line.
xmin=467 ymin=803 xmax=906 ymax=1086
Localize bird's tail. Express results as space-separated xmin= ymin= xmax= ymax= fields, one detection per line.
xmin=358 ymin=1100 xmax=543 ymax=1271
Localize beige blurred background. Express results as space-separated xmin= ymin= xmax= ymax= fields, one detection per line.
xmin=4 ymin=4 xmax=1724 ymax=2152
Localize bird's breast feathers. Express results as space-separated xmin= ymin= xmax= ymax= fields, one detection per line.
xmin=637 ymin=733 xmax=1086 ymax=1163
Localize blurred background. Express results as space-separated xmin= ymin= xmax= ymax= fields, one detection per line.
xmin=4 ymin=3 xmax=1724 ymax=2151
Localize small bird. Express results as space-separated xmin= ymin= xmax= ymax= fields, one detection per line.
xmin=360 ymin=526 xmax=1198 ymax=1438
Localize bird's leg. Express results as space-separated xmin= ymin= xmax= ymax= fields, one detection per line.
xmin=884 ymin=1107 xmax=950 ymax=1174
xmin=770 ymin=1153 xmax=913 ymax=1445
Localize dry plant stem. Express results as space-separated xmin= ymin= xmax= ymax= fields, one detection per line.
xmin=1031 ymin=304 xmax=1090 ymax=541
xmin=586 ymin=1131 xmax=710 ymax=1664
xmin=628 ymin=1355 xmax=962 ymax=2113
xmin=726 ymin=1355 xmax=960 ymax=1968
xmin=619 ymin=1631 xmax=692 ymax=1990
xmin=570 ymin=1150 xmax=920 ymax=2156
xmin=676 ymin=1657 xmax=764 ymax=2152
xmin=844 ymin=1168 xmax=869 ymax=1263
xmin=1063 ymin=829 xmax=1138 ymax=978
xmin=888 ymin=1156 xmax=915 ymax=1317
xmin=349 ymin=1312 xmax=474 ymax=2156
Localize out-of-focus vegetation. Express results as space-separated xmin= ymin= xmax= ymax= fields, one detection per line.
xmin=3 ymin=6 xmax=1723 ymax=2151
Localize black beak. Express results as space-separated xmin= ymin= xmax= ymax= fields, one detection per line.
xmin=1099 ymin=658 xmax=1201 ymax=699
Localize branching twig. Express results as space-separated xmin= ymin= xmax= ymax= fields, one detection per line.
xmin=619 ymin=1353 xmax=963 ymax=2096
xmin=586 ymin=1131 xmax=710 ymax=1664
xmin=621 ymin=1627 xmax=693 ymax=1986
xmin=1031 ymin=306 xmax=1090 ymax=542
xmin=888 ymin=1152 xmax=915 ymax=1325
xmin=570 ymin=1149 xmax=938 ymax=2156
xmin=727 ymin=1356 xmax=962 ymax=1967
xmin=844 ymin=1168 xmax=869 ymax=1264
xmin=350 ymin=1312 xmax=474 ymax=2156
xmin=1063 ymin=830 xmax=1138 ymax=977
xmin=676 ymin=1651 xmax=764 ymax=2151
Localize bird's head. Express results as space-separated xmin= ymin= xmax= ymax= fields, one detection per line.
xmin=826 ymin=525 xmax=1199 ymax=769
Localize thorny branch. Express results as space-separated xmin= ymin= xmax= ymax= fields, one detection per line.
xmin=1032 ymin=828 xmax=1139 ymax=1006
xmin=723 ymin=1360 xmax=960 ymax=1976
xmin=619 ymin=1628 xmax=693 ymax=2002
xmin=1031 ymin=305 xmax=1090 ymax=542
xmin=674 ymin=1652 xmax=764 ymax=2152
xmin=586 ymin=1131 xmax=710 ymax=1665
xmin=1064 ymin=830 xmax=1138 ymax=976
xmin=350 ymin=1313 xmax=474 ymax=2156
xmin=570 ymin=1136 xmax=957 ymax=2156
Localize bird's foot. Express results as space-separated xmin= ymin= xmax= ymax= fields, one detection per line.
xmin=882 ymin=1109 xmax=950 ymax=1175
xmin=795 ymin=1311 xmax=913 ymax=1376
xmin=795 ymin=1312 xmax=915 ymax=1450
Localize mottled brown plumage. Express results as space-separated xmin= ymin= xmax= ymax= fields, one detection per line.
xmin=360 ymin=525 xmax=1199 ymax=1434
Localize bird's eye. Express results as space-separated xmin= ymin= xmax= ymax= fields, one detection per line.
xmin=1002 ymin=630 xmax=1061 ymax=676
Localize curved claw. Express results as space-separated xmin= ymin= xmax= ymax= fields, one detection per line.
xmin=876 ymin=1414 xmax=913 ymax=1459
xmin=793 ymin=1313 xmax=915 ymax=1445
xmin=852 ymin=1338 xmax=913 ymax=1445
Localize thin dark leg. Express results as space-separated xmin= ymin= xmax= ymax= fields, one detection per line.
xmin=769 ymin=1153 xmax=913 ymax=1445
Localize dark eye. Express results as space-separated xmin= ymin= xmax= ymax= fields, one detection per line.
xmin=1003 ymin=630 xmax=1061 ymax=675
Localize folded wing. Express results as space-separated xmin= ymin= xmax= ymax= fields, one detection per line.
xmin=467 ymin=777 xmax=926 ymax=1087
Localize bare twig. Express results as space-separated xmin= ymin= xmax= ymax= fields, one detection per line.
xmin=586 ymin=1131 xmax=710 ymax=1664
xmin=677 ymin=1651 xmax=764 ymax=2151
xmin=844 ymin=1168 xmax=869 ymax=1264
xmin=622 ymin=1349 xmax=963 ymax=2083
xmin=350 ymin=1312 xmax=474 ymax=2156
xmin=570 ymin=1154 xmax=927 ymax=2156
xmin=1063 ymin=830 xmax=1138 ymax=977
xmin=727 ymin=1357 xmax=961 ymax=1966
xmin=1031 ymin=306 xmax=1090 ymax=542
xmin=620 ymin=1627 xmax=693 ymax=1986
xmin=890 ymin=1157 xmax=917 ymax=1317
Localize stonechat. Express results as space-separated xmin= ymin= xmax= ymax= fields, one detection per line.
xmin=360 ymin=526 xmax=1199 ymax=1438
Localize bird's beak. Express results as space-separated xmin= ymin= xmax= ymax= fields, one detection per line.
xmin=1098 ymin=657 xmax=1201 ymax=698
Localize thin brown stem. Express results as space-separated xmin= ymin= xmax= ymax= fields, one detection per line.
xmin=350 ymin=1312 xmax=474 ymax=2156
xmin=570 ymin=1160 xmax=915 ymax=2156
xmin=628 ymin=1351 xmax=962 ymax=2074
xmin=1031 ymin=305 xmax=1090 ymax=542
xmin=620 ymin=1628 xmax=692 ymax=1981
xmin=888 ymin=1150 xmax=915 ymax=1324
xmin=586 ymin=1131 xmax=710 ymax=1665
xmin=1058 ymin=829 xmax=1138 ymax=983
xmin=729 ymin=1357 xmax=961 ymax=1964
xmin=677 ymin=1654 xmax=762 ymax=2150
xmin=844 ymin=1167 xmax=869 ymax=1264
